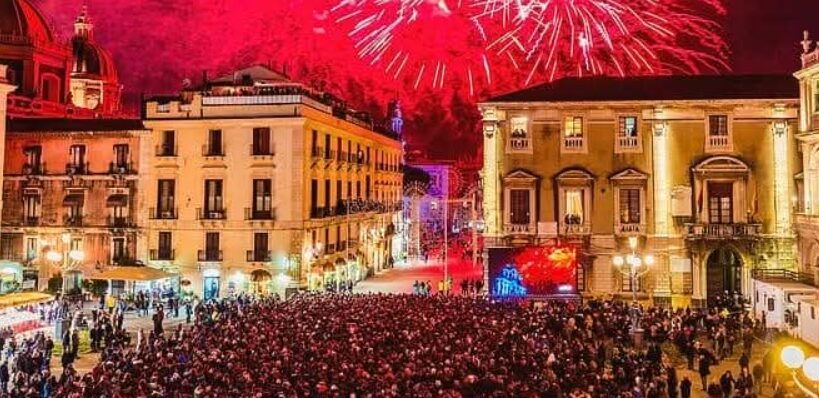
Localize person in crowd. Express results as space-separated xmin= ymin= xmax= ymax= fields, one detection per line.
xmin=680 ymin=376 xmax=692 ymax=398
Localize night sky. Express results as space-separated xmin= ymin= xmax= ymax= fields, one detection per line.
xmin=33 ymin=0 xmax=819 ymax=159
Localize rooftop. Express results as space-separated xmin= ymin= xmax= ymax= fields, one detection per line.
xmin=484 ymin=74 xmax=799 ymax=104
xmin=7 ymin=117 xmax=145 ymax=133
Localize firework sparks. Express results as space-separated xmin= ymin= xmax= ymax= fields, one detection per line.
xmin=473 ymin=0 xmax=729 ymax=85
xmin=330 ymin=0 xmax=497 ymax=94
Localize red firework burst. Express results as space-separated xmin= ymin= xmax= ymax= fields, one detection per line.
xmin=473 ymin=0 xmax=730 ymax=85
xmin=329 ymin=0 xmax=496 ymax=95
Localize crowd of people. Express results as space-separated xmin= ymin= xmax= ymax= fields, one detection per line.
xmin=0 ymin=293 xmax=773 ymax=397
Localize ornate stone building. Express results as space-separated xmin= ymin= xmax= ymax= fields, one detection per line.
xmin=142 ymin=66 xmax=402 ymax=299
xmin=480 ymin=75 xmax=801 ymax=307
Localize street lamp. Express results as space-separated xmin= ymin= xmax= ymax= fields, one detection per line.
xmin=780 ymin=345 xmax=819 ymax=398
xmin=612 ymin=236 xmax=653 ymax=341
xmin=45 ymin=233 xmax=85 ymax=294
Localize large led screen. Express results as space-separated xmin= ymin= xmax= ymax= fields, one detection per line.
xmin=488 ymin=246 xmax=578 ymax=297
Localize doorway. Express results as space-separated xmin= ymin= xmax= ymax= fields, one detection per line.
xmin=706 ymin=247 xmax=743 ymax=303
xmin=204 ymin=277 xmax=220 ymax=300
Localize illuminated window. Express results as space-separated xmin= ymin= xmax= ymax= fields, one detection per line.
xmin=507 ymin=116 xmax=531 ymax=153
xmin=616 ymin=116 xmax=641 ymax=152
xmin=565 ymin=190 xmax=584 ymax=224
xmin=706 ymin=115 xmax=731 ymax=152
xmin=620 ymin=116 xmax=638 ymax=137
xmin=619 ymin=188 xmax=640 ymax=224
xmin=709 ymin=115 xmax=729 ymax=136
xmin=562 ymin=116 xmax=585 ymax=152
xmin=509 ymin=189 xmax=530 ymax=225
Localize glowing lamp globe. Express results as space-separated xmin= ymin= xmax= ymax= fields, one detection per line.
xmin=612 ymin=256 xmax=624 ymax=267
xmin=644 ymin=255 xmax=655 ymax=266
xmin=68 ymin=250 xmax=85 ymax=262
xmin=46 ymin=251 xmax=63 ymax=262
xmin=781 ymin=345 xmax=805 ymax=370
xmin=803 ymin=357 xmax=819 ymax=382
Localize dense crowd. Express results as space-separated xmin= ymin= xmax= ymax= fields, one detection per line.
xmin=0 ymin=293 xmax=762 ymax=397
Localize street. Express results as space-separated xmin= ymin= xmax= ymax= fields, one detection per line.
xmin=354 ymin=258 xmax=483 ymax=294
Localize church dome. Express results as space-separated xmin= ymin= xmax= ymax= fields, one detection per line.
xmin=0 ymin=0 xmax=55 ymax=43
xmin=72 ymin=37 xmax=118 ymax=82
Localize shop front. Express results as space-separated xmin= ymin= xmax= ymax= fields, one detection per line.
xmin=203 ymin=268 xmax=220 ymax=300
xmin=0 ymin=262 xmax=23 ymax=295
xmin=249 ymin=269 xmax=273 ymax=295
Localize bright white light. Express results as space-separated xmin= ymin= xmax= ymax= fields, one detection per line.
xmin=275 ymin=273 xmax=291 ymax=286
xmin=61 ymin=233 xmax=71 ymax=244
xmin=628 ymin=236 xmax=638 ymax=250
xmin=558 ymin=284 xmax=573 ymax=292
xmin=644 ymin=255 xmax=655 ymax=266
xmin=68 ymin=250 xmax=85 ymax=262
xmin=46 ymin=251 xmax=63 ymax=262
xmin=612 ymin=256 xmax=624 ymax=267
xmin=229 ymin=271 xmax=245 ymax=283
xmin=803 ymin=357 xmax=819 ymax=382
xmin=0 ymin=267 xmax=17 ymax=275
xmin=782 ymin=345 xmax=806 ymax=370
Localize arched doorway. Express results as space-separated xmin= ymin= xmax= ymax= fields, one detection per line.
xmin=706 ymin=247 xmax=743 ymax=302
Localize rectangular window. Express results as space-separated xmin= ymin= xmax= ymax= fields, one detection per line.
xmin=0 ymin=235 xmax=15 ymax=261
xmin=767 ymin=297 xmax=775 ymax=312
xmin=111 ymin=237 xmax=126 ymax=263
xmin=161 ymin=130 xmax=176 ymax=156
xmin=157 ymin=179 xmax=175 ymax=216
xmin=563 ymin=116 xmax=584 ymax=151
xmin=508 ymin=116 xmax=530 ymax=152
xmin=23 ymin=195 xmax=40 ymax=221
xmin=619 ymin=188 xmax=641 ymax=224
xmin=252 ymin=179 xmax=272 ymax=216
xmin=253 ymin=232 xmax=268 ymax=260
xmin=509 ymin=189 xmax=530 ymax=225
xmin=356 ymin=181 xmax=361 ymax=199
xmin=26 ymin=237 xmax=38 ymax=261
xmin=366 ymin=147 xmax=371 ymax=164
xmin=365 ymin=176 xmax=371 ymax=200
xmin=204 ymin=179 xmax=224 ymax=214
xmin=252 ymin=127 xmax=272 ymax=155
xmin=623 ymin=274 xmax=642 ymax=292
xmin=336 ymin=137 xmax=342 ymax=160
xmin=564 ymin=189 xmax=584 ymax=224
xmin=208 ymin=129 xmax=223 ymax=155
xmin=324 ymin=134 xmax=331 ymax=159
xmin=205 ymin=232 xmax=220 ymax=260
xmin=158 ymin=232 xmax=172 ymax=260
xmin=311 ymin=179 xmax=318 ymax=216
xmin=708 ymin=182 xmax=733 ymax=224
xmin=347 ymin=181 xmax=352 ymax=199
xmin=619 ymin=116 xmax=638 ymax=137
xmin=709 ymin=115 xmax=729 ymax=136
xmin=69 ymin=144 xmax=86 ymax=172
xmin=113 ymin=144 xmax=129 ymax=169
xmin=324 ymin=180 xmax=331 ymax=214
xmin=336 ymin=180 xmax=342 ymax=207
xmin=24 ymin=146 xmax=42 ymax=171
xmin=347 ymin=140 xmax=352 ymax=162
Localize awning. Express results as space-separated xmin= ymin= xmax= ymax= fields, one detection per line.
xmin=106 ymin=194 xmax=128 ymax=207
xmin=87 ymin=266 xmax=175 ymax=282
xmin=0 ymin=292 xmax=54 ymax=310
xmin=251 ymin=269 xmax=272 ymax=282
xmin=63 ymin=194 xmax=84 ymax=206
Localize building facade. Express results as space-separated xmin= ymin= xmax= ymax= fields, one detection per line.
xmin=794 ymin=31 xmax=819 ymax=284
xmin=143 ymin=66 xmax=402 ymax=299
xmin=480 ymin=75 xmax=800 ymax=307
xmin=0 ymin=0 xmax=141 ymax=293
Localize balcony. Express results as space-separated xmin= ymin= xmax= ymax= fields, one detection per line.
xmin=707 ymin=135 xmax=730 ymax=150
xmin=197 ymin=208 xmax=226 ymax=220
xmin=63 ymin=215 xmax=83 ymax=227
xmin=311 ymin=206 xmax=337 ymax=219
xmin=22 ymin=162 xmax=46 ymax=176
xmin=752 ymin=268 xmax=817 ymax=287
xmin=150 ymin=249 xmax=175 ymax=261
xmin=150 ymin=207 xmax=178 ymax=220
xmin=107 ymin=216 xmax=134 ymax=228
xmin=65 ymin=162 xmax=89 ymax=175
xmin=109 ymin=162 xmax=135 ymax=175
xmin=617 ymin=223 xmax=644 ymax=235
xmin=563 ymin=136 xmax=584 ymax=151
xmin=246 ymin=250 xmax=272 ymax=262
xmin=684 ymin=223 xmax=762 ymax=240
xmin=202 ymin=145 xmax=225 ymax=157
xmin=326 ymin=243 xmax=336 ymax=254
xmin=250 ymin=144 xmax=275 ymax=157
xmin=311 ymin=146 xmax=324 ymax=159
xmin=245 ymin=207 xmax=276 ymax=221
xmin=507 ymin=137 xmax=531 ymax=152
xmin=112 ymin=257 xmax=139 ymax=266
xmin=503 ymin=223 xmax=535 ymax=235
xmin=198 ymin=250 xmax=223 ymax=262
xmin=23 ymin=217 xmax=40 ymax=227
xmin=617 ymin=136 xmax=639 ymax=151
xmin=155 ymin=144 xmax=178 ymax=157
xmin=560 ymin=223 xmax=591 ymax=236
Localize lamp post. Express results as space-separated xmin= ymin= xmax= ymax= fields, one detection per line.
xmin=781 ymin=345 xmax=819 ymax=398
xmin=612 ymin=236 xmax=654 ymax=343
xmin=46 ymin=233 xmax=85 ymax=294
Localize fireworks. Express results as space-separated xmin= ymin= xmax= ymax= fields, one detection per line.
xmin=329 ymin=0 xmax=497 ymax=95
xmin=475 ymin=0 xmax=730 ymax=85
xmin=330 ymin=0 xmax=729 ymax=92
